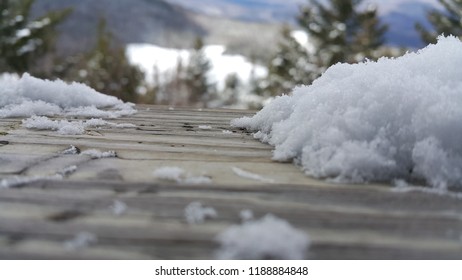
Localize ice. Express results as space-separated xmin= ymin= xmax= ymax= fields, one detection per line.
xmin=232 ymin=36 xmax=462 ymax=189
xmin=215 ymin=214 xmax=310 ymax=259
xmin=232 ymin=167 xmax=274 ymax=183
xmin=184 ymin=201 xmax=218 ymax=224
xmin=153 ymin=166 xmax=212 ymax=185
xmin=0 ymin=73 xmax=136 ymax=118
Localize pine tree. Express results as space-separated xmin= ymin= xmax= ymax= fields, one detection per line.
xmin=298 ymin=0 xmax=388 ymax=67
xmin=0 ymin=0 xmax=71 ymax=73
xmin=57 ymin=19 xmax=146 ymax=103
xmin=257 ymin=0 xmax=388 ymax=98
xmin=416 ymin=0 xmax=462 ymax=44
xmin=260 ymin=25 xmax=319 ymax=97
xmin=184 ymin=37 xmax=215 ymax=106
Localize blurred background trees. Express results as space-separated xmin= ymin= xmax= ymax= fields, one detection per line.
xmin=0 ymin=0 xmax=461 ymax=108
xmin=416 ymin=0 xmax=462 ymax=43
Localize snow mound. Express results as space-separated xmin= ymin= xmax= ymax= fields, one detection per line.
xmin=0 ymin=73 xmax=136 ymax=118
xmin=232 ymin=36 xmax=462 ymax=189
xmin=215 ymin=214 xmax=310 ymax=259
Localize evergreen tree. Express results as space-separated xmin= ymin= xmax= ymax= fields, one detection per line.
xmin=416 ymin=0 xmax=462 ymax=44
xmin=184 ymin=37 xmax=215 ymax=106
xmin=57 ymin=19 xmax=146 ymax=103
xmin=256 ymin=0 xmax=388 ymax=98
xmin=260 ymin=25 xmax=319 ymax=97
xmin=0 ymin=0 xmax=71 ymax=73
xmin=298 ymin=0 xmax=388 ymax=67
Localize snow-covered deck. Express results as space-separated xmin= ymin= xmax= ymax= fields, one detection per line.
xmin=0 ymin=105 xmax=461 ymax=259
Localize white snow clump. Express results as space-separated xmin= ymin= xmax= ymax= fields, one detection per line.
xmin=184 ymin=201 xmax=218 ymax=224
xmin=232 ymin=36 xmax=462 ymax=189
xmin=215 ymin=214 xmax=310 ymax=259
xmin=0 ymin=73 xmax=136 ymax=118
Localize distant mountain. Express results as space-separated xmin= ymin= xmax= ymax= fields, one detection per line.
xmin=31 ymin=0 xmax=206 ymax=54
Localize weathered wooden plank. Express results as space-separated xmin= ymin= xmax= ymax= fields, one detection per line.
xmin=1 ymin=105 xmax=462 ymax=259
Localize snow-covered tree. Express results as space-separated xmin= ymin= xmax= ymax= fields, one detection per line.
xmin=298 ymin=0 xmax=388 ymax=67
xmin=416 ymin=0 xmax=462 ymax=43
xmin=0 ymin=0 xmax=71 ymax=73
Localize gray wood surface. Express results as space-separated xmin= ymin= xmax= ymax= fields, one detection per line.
xmin=0 ymin=105 xmax=461 ymax=259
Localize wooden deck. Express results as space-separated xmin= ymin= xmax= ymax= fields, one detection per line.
xmin=0 ymin=105 xmax=461 ymax=259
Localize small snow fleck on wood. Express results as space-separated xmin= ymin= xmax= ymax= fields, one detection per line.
xmin=111 ymin=200 xmax=128 ymax=216
xmin=81 ymin=149 xmax=117 ymax=159
xmin=184 ymin=201 xmax=217 ymax=224
xmin=198 ymin=125 xmax=212 ymax=130
xmin=232 ymin=167 xmax=274 ymax=183
xmin=239 ymin=209 xmax=254 ymax=222
xmin=64 ymin=232 xmax=98 ymax=251
xmin=222 ymin=130 xmax=233 ymax=135
xmin=153 ymin=166 xmax=212 ymax=185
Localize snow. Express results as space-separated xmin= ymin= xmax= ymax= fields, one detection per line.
xmin=153 ymin=166 xmax=212 ymax=185
xmin=64 ymin=232 xmax=98 ymax=251
xmin=198 ymin=125 xmax=212 ymax=130
xmin=80 ymin=149 xmax=117 ymax=159
xmin=184 ymin=201 xmax=218 ymax=224
xmin=22 ymin=116 xmax=135 ymax=135
xmin=0 ymin=73 xmax=136 ymax=118
xmin=111 ymin=200 xmax=128 ymax=216
xmin=215 ymin=214 xmax=310 ymax=259
xmin=222 ymin=130 xmax=233 ymax=135
xmin=239 ymin=209 xmax=254 ymax=222
xmin=232 ymin=36 xmax=462 ymax=189
xmin=232 ymin=167 xmax=275 ymax=183
xmin=126 ymin=43 xmax=267 ymax=92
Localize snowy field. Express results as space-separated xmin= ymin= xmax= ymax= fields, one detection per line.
xmin=233 ymin=36 xmax=462 ymax=190
xmin=126 ymin=43 xmax=267 ymax=92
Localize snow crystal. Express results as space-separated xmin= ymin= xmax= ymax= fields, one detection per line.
xmin=232 ymin=36 xmax=462 ymax=189
xmin=64 ymin=232 xmax=98 ymax=251
xmin=215 ymin=214 xmax=310 ymax=260
xmin=0 ymin=73 xmax=136 ymax=118
xmin=184 ymin=201 xmax=217 ymax=224
xmin=153 ymin=166 xmax=212 ymax=185
xmin=232 ymin=167 xmax=274 ymax=183
xmin=81 ymin=149 xmax=117 ymax=159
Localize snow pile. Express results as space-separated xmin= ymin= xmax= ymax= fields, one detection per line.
xmin=232 ymin=36 xmax=462 ymax=189
xmin=184 ymin=201 xmax=218 ymax=224
xmin=0 ymin=73 xmax=136 ymax=118
xmin=153 ymin=167 xmax=212 ymax=185
xmin=215 ymin=214 xmax=310 ymax=259
xmin=22 ymin=116 xmax=136 ymax=135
